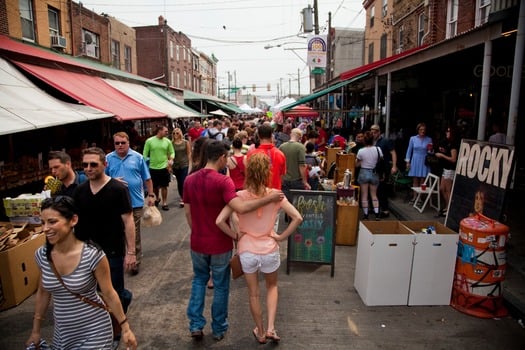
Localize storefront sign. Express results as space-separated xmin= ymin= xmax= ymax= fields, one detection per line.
xmin=446 ymin=140 xmax=515 ymax=232
xmin=286 ymin=190 xmax=336 ymax=277
xmin=307 ymin=35 xmax=327 ymax=68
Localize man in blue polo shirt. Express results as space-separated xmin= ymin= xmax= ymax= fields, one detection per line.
xmin=106 ymin=131 xmax=155 ymax=275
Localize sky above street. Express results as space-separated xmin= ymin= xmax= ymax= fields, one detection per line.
xmin=82 ymin=0 xmax=365 ymax=102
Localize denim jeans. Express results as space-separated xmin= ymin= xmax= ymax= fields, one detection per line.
xmin=187 ymin=250 xmax=231 ymax=336
xmin=172 ymin=166 xmax=189 ymax=198
xmin=108 ymin=256 xmax=132 ymax=313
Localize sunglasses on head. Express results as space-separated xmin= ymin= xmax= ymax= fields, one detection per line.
xmin=82 ymin=162 xmax=99 ymax=168
xmin=114 ymin=141 xmax=127 ymax=145
xmin=42 ymin=195 xmax=75 ymax=208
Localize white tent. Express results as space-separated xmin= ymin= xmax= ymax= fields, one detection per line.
xmin=270 ymin=97 xmax=296 ymax=112
xmin=239 ymin=103 xmax=255 ymax=113
xmin=210 ymin=109 xmax=229 ymax=117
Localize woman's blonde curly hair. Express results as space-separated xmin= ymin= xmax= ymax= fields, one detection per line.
xmin=244 ymin=153 xmax=270 ymax=196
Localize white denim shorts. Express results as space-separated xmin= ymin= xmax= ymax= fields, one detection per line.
xmin=442 ymin=169 xmax=455 ymax=180
xmin=240 ymin=250 xmax=281 ymax=274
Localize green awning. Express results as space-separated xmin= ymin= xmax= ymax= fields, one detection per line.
xmin=184 ymin=90 xmax=245 ymax=114
xmin=280 ymin=72 xmax=369 ymax=111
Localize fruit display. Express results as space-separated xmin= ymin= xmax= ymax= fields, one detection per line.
xmin=44 ymin=176 xmax=62 ymax=195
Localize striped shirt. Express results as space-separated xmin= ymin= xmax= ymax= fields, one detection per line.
xmin=36 ymin=243 xmax=113 ymax=349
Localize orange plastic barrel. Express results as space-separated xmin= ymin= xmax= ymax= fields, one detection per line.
xmin=451 ymin=214 xmax=509 ymax=318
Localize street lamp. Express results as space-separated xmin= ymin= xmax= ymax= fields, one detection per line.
xmin=264 ymin=42 xmax=307 ymax=64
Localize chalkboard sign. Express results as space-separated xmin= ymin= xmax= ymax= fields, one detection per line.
xmin=286 ymin=190 xmax=336 ymax=277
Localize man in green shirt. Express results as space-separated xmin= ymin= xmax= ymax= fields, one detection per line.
xmin=143 ymin=125 xmax=175 ymax=210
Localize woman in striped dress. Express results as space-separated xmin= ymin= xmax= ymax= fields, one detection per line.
xmin=26 ymin=196 xmax=137 ymax=350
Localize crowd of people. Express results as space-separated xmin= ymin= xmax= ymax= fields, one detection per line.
xmin=31 ymin=111 xmax=490 ymax=348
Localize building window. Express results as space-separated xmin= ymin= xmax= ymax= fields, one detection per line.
xmin=184 ymin=71 xmax=187 ymax=88
xmin=169 ymin=41 xmax=174 ymax=59
xmin=476 ymin=0 xmax=491 ymax=26
xmin=177 ymin=71 xmax=180 ymax=88
xmin=370 ymin=6 xmax=375 ymax=27
xmin=170 ymin=71 xmax=175 ymax=87
xmin=418 ymin=13 xmax=425 ymax=46
xmin=446 ymin=0 xmax=458 ymax=38
xmin=124 ymin=45 xmax=132 ymax=72
xmin=111 ymin=40 xmax=120 ymax=69
xmin=398 ymin=25 xmax=404 ymax=53
xmin=382 ymin=0 xmax=387 ymax=17
xmin=20 ymin=0 xmax=35 ymax=41
xmin=368 ymin=43 xmax=374 ymax=64
xmin=48 ymin=7 xmax=60 ymax=37
xmin=183 ymin=47 xmax=186 ymax=61
xmin=380 ymin=34 xmax=387 ymax=59
xmin=82 ymin=29 xmax=100 ymax=59
xmin=176 ymin=45 xmax=180 ymax=61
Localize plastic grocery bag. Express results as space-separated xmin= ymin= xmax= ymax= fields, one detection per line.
xmin=141 ymin=205 xmax=162 ymax=227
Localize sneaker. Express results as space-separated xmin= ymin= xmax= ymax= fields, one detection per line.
xmin=130 ymin=266 xmax=139 ymax=276
xmin=213 ymin=333 xmax=225 ymax=341
xmin=375 ymin=213 xmax=381 ymax=221
xmin=381 ymin=210 xmax=390 ymax=218
xmin=362 ymin=214 xmax=369 ymax=220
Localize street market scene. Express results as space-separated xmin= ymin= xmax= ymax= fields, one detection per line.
xmin=1 ymin=1 xmax=525 ymax=349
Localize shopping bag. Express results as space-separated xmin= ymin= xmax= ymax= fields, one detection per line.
xmin=141 ymin=206 xmax=163 ymax=227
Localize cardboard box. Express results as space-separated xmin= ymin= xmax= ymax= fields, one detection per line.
xmin=335 ymin=203 xmax=359 ymax=246
xmin=401 ymin=221 xmax=459 ymax=306
xmin=0 ymin=232 xmax=45 ymax=310
xmin=3 ymin=194 xmax=44 ymax=217
xmin=354 ymin=221 xmax=415 ymax=306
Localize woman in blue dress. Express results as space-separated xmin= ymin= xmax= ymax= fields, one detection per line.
xmin=405 ymin=123 xmax=432 ymax=203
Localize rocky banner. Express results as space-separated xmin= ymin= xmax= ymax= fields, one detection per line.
xmin=445 ymin=140 xmax=515 ymax=231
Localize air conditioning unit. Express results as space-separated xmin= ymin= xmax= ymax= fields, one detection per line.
xmin=51 ymin=35 xmax=66 ymax=48
xmin=394 ymin=47 xmax=403 ymax=55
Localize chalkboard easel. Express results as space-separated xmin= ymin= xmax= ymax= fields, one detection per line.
xmin=286 ymin=190 xmax=336 ymax=277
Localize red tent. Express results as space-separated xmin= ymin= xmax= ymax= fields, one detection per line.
xmin=282 ymin=104 xmax=319 ymax=119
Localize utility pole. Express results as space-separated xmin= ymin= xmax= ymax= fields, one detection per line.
xmin=298 ymin=68 xmax=301 ymax=96
xmin=289 ymin=78 xmax=291 ymax=96
xmin=313 ymin=0 xmax=321 ymax=90
xmin=327 ymin=12 xmax=332 ymax=82
xmin=227 ymin=71 xmax=231 ymax=102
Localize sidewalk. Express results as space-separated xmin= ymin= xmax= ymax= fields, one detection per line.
xmin=0 ymin=185 xmax=524 ymax=349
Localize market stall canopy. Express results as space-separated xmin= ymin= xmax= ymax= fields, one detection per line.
xmin=239 ymin=103 xmax=255 ymax=113
xmin=104 ymin=79 xmax=201 ymax=119
xmin=148 ymin=87 xmax=207 ymax=118
xmin=210 ymin=109 xmax=229 ymax=117
xmin=183 ymin=90 xmax=244 ymax=114
xmin=0 ymin=58 xmax=113 ymax=136
xmin=12 ymin=61 xmax=166 ymax=121
xmin=270 ymin=97 xmax=296 ymax=112
xmin=282 ymin=104 xmax=319 ymax=119
xmin=280 ymin=73 xmax=369 ymax=112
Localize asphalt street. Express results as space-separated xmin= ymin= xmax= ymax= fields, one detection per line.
xmin=1 ymin=185 xmax=524 ymax=349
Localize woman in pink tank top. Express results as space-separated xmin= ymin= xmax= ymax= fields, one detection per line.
xmin=216 ymin=153 xmax=302 ymax=344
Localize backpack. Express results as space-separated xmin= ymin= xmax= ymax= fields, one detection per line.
xmin=208 ymin=130 xmax=223 ymax=139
